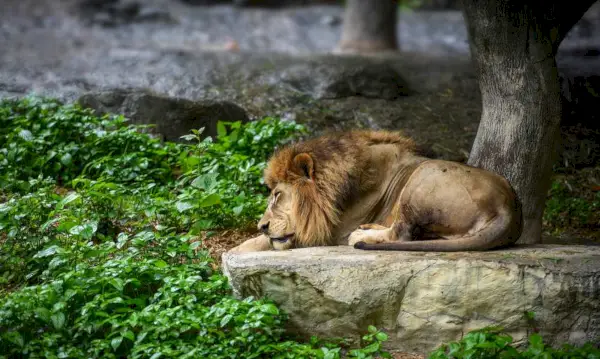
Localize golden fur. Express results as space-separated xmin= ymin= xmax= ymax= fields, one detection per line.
xmin=229 ymin=130 xmax=523 ymax=253
xmin=262 ymin=130 xmax=416 ymax=247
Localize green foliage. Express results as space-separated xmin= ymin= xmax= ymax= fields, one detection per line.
xmin=0 ymin=96 xmax=390 ymax=359
xmin=0 ymin=96 xmax=305 ymax=287
xmin=346 ymin=325 xmax=391 ymax=359
xmin=175 ymin=119 xmax=306 ymax=230
xmin=427 ymin=326 xmax=600 ymax=359
xmin=0 ymin=97 xmax=181 ymax=192
xmin=543 ymin=178 xmax=600 ymax=234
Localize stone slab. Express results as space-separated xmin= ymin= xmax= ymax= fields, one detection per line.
xmin=223 ymin=244 xmax=600 ymax=353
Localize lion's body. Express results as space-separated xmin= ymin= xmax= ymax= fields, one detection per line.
xmin=229 ymin=130 xmax=523 ymax=253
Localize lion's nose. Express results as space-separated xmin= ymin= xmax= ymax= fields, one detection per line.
xmin=259 ymin=222 xmax=269 ymax=234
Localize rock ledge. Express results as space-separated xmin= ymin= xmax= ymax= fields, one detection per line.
xmin=222 ymin=245 xmax=600 ymax=353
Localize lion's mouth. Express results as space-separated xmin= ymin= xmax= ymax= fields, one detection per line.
xmin=269 ymin=233 xmax=295 ymax=243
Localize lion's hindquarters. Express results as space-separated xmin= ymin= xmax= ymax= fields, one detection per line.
xmin=397 ymin=160 xmax=519 ymax=246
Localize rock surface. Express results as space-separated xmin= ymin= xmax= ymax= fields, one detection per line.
xmin=223 ymin=245 xmax=600 ymax=353
xmin=77 ymin=89 xmax=249 ymax=141
xmin=278 ymin=61 xmax=411 ymax=100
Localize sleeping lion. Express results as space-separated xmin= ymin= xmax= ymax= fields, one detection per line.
xmin=229 ymin=130 xmax=523 ymax=253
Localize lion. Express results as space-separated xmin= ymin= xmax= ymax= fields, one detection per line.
xmin=228 ymin=130 xmax=523 ymax=253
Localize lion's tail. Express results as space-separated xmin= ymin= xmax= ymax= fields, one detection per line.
xmin=354 ymin=207 xmax=523 ymax=252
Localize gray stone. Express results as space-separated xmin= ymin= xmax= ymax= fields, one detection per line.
xmin=77 ymin=89 xmax=249 ymax=141
xmin=222 ymin=245 xmax=600 ymax=353
xmin=279 ymin=62 xmax=411 ymax=100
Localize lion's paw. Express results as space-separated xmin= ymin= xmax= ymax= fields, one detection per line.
xmin=348 ymin=226 xmax=393 ymax=247
xmin=347 ymin=229 xmax=380 ymax=246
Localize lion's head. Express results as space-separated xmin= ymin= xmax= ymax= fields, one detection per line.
xmin=256 ymin=130 xmax=417 ymax=250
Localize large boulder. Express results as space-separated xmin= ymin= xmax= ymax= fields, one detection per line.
xmin=222 ymin=245 xmax=600 ymax=354
xmin=77 ymin=90 xmax=249 ymax=142
xmin=278 ymin=62 xmax=411 ymax=100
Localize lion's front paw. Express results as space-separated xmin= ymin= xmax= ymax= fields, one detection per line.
xmin=347 ymin=226 xmax=392 ymax=247
xmin=347 ymin=229 xmax=368 ymax=247
xmin=347 ymin=228 xmax=384 ymax=247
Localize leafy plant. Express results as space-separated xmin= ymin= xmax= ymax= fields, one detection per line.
xmin=543 ymin=178 xmax=600 ymax=235
xmin=347 ymin=325 xmax=391 ymax=359
xmin=0 ymin=96 xmax=181 ymax=192
xmin=427 ymin=326 xmax=600 ymax=359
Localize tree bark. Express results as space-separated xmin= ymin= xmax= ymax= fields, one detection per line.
xmin=334 ymin=0 xmax=398 ymax=54
xmin=462 ymin=0 xmax=595 ymax=244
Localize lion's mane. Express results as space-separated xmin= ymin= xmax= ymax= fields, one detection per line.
xmin=263 ymin=130 xmax=417 ymax=247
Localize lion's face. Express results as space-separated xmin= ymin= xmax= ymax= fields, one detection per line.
xmin=257 ymin=183 xmax=297 ymax=250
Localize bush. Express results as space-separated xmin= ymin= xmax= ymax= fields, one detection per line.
xmin=428 ymin=326 xmax=600 ymax=359
xmin=543 ymin=178 xmax=600 ymax=235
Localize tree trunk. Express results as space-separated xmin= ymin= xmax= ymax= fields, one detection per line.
xmin=462 ymin=0 xmax=595 ymax=244
xmin=334 ymin=0 xmax=398 ymax=54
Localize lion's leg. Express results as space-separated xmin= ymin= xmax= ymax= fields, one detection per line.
xmin=348 ymin=227 xmax=393 ymax=246
xmin=228 ymin=234 xmax=272 ymax=253
xmin=348 ymin=221 xmax=417 ymax=247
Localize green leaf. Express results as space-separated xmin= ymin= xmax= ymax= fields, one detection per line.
xmin=176 ymin=201 xmax=195 ymax=213
xmin=232 ymin=205 xmax=244 ymax=215
xmin=4 ymin=331 xmax=24 ymax=348
xmin=199 ymin=193 xmax=221 ymax=208
xmin=191 ymin=173 xmax=219 ymax=191
xmin=323 ymin=348 xmax=337 ymax=359
xmin=529 ymin=333 xmax=544 ymax=349
xmin=60 ymin=153 xmax=72 ymax=166
xmin=57 ymin=192 xmax=80 ymax=209
xmin=191 ymin=219 xmax=213 ymax=232
xmin=220 ymin=314 xmax=233 ymax=327
xmin=260 ymin=304 xmax=279 ymax=315
xmin=40 ymin=217 xmax=61 ymax=231
xmin=361 ymin=342 xmax=380 ymax=353
xmin=35 ymin=307 xmax=52 ymax=323
xmin=217 ymin=121 xmax=227 ymax=138
xmin=51 ymin=312 xmax=66 ymax=330
xmin=109 ymin=278 xmax=124 ymax=292
xmin=368 ymin=325 xmax=377 ymax=334
xmin=375 ymin=332 xmax=388 ymax=342
xmin=116 ymin=232 xmax=129 ymax=249
xmin=149 ymin=353 xmax=163 ymax=359
xmin=69 ymin=222 xmax=98 ymax=240
xmin=34 ymin=245 xmax=62 ymax=258
xmin=111 ymin=337 xmax=123 ymax=351
xmin=18 ymin=129 xmax=33 ymax=141
xmin=123 ymin=330 xmax=135 ymax=342
xmin=448 ymin=342 xmax=461 ymax=355
xmin=154 ymin=260 xmax=168 ymax=268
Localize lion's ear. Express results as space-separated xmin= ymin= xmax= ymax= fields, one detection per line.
xmin=292 ymin=153 xmax=314 ymax=180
